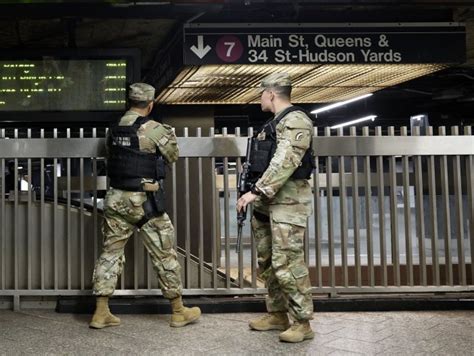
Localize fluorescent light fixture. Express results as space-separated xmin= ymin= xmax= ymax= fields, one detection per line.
xmin=311 ymin=93 xmax=373 ymax=114
xmin=331 ymin=115 xmax=377 ymax=129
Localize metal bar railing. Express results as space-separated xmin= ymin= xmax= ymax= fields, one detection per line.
xmin=222 ymin=127 xmax=231 ymax=289
xmin=388 ymin=126 xmax=400 ymax=286
xmin=183 ymin=127 xmax=191 ymax=289
xmin=363 ymin=126 xmax=374 ymax=287
xmin=66 ymin=128 xmax=72 ymax=290
xmin=376 ymin=126 xmax=388 ymax=286
xmin=27 ymin=128 xmax=32 ymax=290
xmin=0 ymin=125 xmax=472 ymax=307
xmin=427 ymin=126 xmax=440 ymax=286
xmin=92 ymin=128 xmax=99 ymax=267
xmin=13 ymin=129 xmax=18 ymax=291
xmin=350 ymin=127 xmax=361 ymax=287
xmin=413 ymin=126 xmax=427 ymax=286
xmin=0 ymin=128 xmax=4 ymax=291
xmin=465 ymin=126 xmax=474 ymax=285
xmin=40 ymin=128 xmax=45 ymax=290
xmin=53 ymin=128 xmax=58 ymax=290
xmin=210 ymin=127 xmax=218 ymax=289
xmin=439 ymin=126 xmax=453 ymax=285
xmin=235 ymin=127 xmax=244 ymax=288
xmin=401 ymin=127 xmax=413 ymax=286
xmin=452 ymin=126 xmax=466 ymax=285
xmin=1 ymin=135 xmax=472 ymax=158
xmin=313 ymin=127 xmax=322 ymax=288
xmin=197 ymin=127 xmax=205 ymax=289
xmin=79 ymin=128 xmax=85 ymax=290
xmin=325 ymin=127 xmax=335 ymax=287
xmin=338 ymin=128 xmax=349 ymax=287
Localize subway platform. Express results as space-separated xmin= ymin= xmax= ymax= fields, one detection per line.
xmin=0 ymin=308 xmax=472 ymax=355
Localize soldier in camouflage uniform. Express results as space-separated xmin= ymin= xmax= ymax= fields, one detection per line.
xmin=237 ymin=73 xmax=314 ymax=343
xmin=90 ymin=83 xmax=201 ymax=329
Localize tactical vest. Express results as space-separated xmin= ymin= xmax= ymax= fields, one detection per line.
xmin=248 ymin=106 xmax=315 ymax=182
xmin=107 ymin=115 xmax=166 ymax=191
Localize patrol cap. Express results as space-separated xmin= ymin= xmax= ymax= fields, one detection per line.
xmin=259 ymin=72 xmax=292 ymax=92
xmin=128 ymin=83 xmax=155 ymax=102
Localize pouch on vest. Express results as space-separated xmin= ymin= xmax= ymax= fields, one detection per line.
xmin=156 ymin=156 xmax=166 ymax=180
xmin=248 ymin=138 xmax=275 ymax=177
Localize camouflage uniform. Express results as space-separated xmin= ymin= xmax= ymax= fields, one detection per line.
xmin=92 ymin=84 xmax=182 ymax=299
xmin=252 ymin=73 xmax=314 ymax=321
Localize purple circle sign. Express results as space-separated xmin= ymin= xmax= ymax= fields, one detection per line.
xmin=216 ymin=36 xmax=243 ymax=63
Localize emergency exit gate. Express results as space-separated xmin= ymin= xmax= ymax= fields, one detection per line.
xmin=0 ymin=126 xmax=473 ymax=310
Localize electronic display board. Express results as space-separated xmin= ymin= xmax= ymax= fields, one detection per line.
xmin=0 ymin=59 xmax=128 ymax=111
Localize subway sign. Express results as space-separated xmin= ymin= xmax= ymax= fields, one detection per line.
xmin=183 ymin=23 xmax=466 ymax=65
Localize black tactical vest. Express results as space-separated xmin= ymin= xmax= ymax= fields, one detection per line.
xmin=107 ymin=115 xmax=166 ymax=191
xmin=248 ymin=106 xmax=315 ymax=182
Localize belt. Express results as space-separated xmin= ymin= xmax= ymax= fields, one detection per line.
xmin=110 ymin=178 xmax=159 ymax=192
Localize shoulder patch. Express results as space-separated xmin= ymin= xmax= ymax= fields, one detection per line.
xmin=282 ymin=111 xmax=313 ymax=130
xmin=159 ymin=136 xmax=169 ymax=146
xmin=295 ymin=131 xmax=305 ymax=141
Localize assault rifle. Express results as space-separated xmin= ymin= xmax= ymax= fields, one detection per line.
xmin=236 ymin=137 xmax=253 ymax=253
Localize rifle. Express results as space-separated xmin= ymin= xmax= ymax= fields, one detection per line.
xmin=236 ymin=137 xmax=253 ymax=253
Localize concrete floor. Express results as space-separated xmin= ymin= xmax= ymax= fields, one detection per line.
xmin=0 ymin=309 xmax=472 ymax=355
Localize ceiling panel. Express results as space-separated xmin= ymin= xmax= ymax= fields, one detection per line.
xmin=156 ymin=63 xmax=448 ymax=105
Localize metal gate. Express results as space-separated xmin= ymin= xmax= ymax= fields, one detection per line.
xmin=0 ymin=125 xmax=473 ymax=310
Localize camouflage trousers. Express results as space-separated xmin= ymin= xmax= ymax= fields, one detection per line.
xmin=92 ymin=189 xmax=182 ymax=299
xmin=252 ymin=205 xmax=313 ymax=321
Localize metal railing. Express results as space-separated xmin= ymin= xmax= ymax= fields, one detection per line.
xmin=0 ymin=125 xmax=473 ymax=310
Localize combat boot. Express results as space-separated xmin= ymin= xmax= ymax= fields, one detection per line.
xmin=89 ymin=296 xmax=121 ymax=329
xmin=249 ymin=312 xmax=290 ymax=331
xmin=169 ymin=297 xmax=201 ymax=327
xmin=279 ymin=320 xmax=314 ymax=343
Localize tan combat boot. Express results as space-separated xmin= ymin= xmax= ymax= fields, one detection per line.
xmin=279 ymin=320 xmax=314 ymax=343
xmin=169 ymin=297 xmax=201 ymax=327
xmin=89 ymin=296 xmax=121 ymax=329
xmin=249 ymin=312 xmax=290 ymax=331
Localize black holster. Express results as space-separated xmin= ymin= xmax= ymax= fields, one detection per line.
xmin=136 ymin=184 xmax=166 ymax=228
xmin=253 ymin=210 xmax=270 ymax=223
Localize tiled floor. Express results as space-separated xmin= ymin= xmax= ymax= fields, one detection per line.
xmin=0 ymin=309 xmax=472 ymax=355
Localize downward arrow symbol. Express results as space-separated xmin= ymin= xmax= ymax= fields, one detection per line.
xmin=190 ymin=36 xmax=211 ymax=59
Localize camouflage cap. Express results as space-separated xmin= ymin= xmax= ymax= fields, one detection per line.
xmin=259 ymin=72 xmax=292 ymax=92
xmin=128 ymin=83 xmax=155 ymax=101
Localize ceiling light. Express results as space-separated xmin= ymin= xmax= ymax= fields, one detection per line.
xmin=331 ymin=115 xmax=377 ymax=129
xmin=311 ymin=93 xmax=373 ymax=114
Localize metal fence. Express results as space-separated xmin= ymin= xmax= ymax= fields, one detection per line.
xmin=0 ymin=125 xmax=473 ymax=310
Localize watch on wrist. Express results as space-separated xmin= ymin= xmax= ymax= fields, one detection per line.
xmin=251 ymin=186 xmax=262 ymax=196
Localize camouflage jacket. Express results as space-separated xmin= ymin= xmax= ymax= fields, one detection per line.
xmin=113 ymin=110 xmax=179 ymax=164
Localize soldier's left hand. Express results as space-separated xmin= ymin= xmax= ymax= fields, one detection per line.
xmin=236 ymin=191 xmax=258 ymax=213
